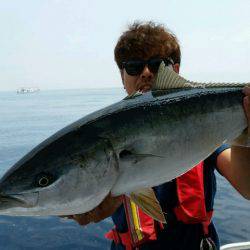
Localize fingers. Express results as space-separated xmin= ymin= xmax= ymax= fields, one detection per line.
xmin=243 ymin=87 xmax=250 ymax=133
xmin=243 ymin=86 xmax=250 ymax=96
xmin=59 ymin=215 xmax=73 ymax=219
xmin=243 ymin=96 xmax=250 ymax=111
xmin=73 ymin=214 xmax=89 ymax=225
xmin=243 ymin=87 xmax=250 ymax=118
xmin=60 ymin=209 xmax=105 ymax=226
xmin=59 ymin=194 xmax=124 ymax=226
xmin=60 ymin=213 xmax=93 ymax=225
xmin=71 ymin=213 xmax=93 ymax=226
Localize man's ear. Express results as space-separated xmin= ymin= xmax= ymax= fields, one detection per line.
xmin=173 ymin=64 xmax=180 ymax=74
xmin=120 ymin=69 xmax=125 ymax=87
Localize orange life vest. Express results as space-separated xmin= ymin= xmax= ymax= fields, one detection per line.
xmin=105 ymin=161 xmax=213 ymax=249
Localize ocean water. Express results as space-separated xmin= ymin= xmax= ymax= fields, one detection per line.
xmin=0 ymin=89 xmax=249 ymax=249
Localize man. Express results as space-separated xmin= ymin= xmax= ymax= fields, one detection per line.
xmin=69 ymin=22 xmax=250 ymax=249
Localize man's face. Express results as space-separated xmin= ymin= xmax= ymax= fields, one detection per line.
xmin=121 ymin=59 xmax=180 ymax=95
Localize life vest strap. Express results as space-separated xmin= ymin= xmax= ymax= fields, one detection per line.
xmin=123 ymin=195 xmax=163 ymax=246
xmin=202 ymin=210 xmax=213 ymax=236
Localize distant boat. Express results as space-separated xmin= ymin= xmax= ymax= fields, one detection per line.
xmin=17 ymin=87 xmax=40 ymax=94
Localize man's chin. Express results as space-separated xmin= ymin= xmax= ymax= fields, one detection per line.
xmin=139 ymin=84 xmax=152 ymax=93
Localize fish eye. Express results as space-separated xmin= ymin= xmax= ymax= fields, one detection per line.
xmin=36 ymin=173 xmax=54 ymax=187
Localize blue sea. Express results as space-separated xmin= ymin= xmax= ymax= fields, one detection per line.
xmin=0 ymin=89 xmax=249 ymax=249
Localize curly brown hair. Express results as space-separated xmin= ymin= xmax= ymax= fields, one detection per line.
xmin=114 ymin=21 xmax=181 ymax=69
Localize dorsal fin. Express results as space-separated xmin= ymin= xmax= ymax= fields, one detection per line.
xmin=153 ymin=62 xmax=250 ymax=89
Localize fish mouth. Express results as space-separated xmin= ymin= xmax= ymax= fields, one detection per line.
xmin=0 ymin=192 xmax=39 ymax=210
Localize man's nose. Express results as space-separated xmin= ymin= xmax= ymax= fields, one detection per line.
xmin=140 ymin=65 xmax=154 ymax=80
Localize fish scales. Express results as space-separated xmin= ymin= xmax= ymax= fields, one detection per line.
xmin=0 ymin=87 xmax=247 ymax=216
xmin=109 ymin=88 xmax=246 ymax=194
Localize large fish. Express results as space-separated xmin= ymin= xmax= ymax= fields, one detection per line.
xmin=0 ymin=66 xmax=249 ymax=218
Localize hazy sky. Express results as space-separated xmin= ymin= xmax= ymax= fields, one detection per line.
xmin=0 ymin=0 xmax=249 ymax=91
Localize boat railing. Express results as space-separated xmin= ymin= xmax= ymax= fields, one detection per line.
xmin=220 ymin=242 xmax=250 ymax=250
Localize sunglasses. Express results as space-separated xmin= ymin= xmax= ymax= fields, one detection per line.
xmin=121 ymin=58 xmax=174 ymax=76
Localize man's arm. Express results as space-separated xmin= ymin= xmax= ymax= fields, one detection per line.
xmin=65 ymin=193 xmax=123 ymax=225
xmin=217 ymin=147 xmax=250 ymax=200
xmin=217 ymin=87 xmax=250 ymax=200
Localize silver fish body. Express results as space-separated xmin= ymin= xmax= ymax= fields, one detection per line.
xmin=0 ymin=87 xmax=247 ymax=216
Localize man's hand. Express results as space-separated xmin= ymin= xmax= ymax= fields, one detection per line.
xmin=63 ymin=193 xmax=123 ymax=226
xmin=243 ymin=86 xmax=250 ymax=127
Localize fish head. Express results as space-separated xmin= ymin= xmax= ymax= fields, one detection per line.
xmin=0 ymin=137 xmax=119 ymax=216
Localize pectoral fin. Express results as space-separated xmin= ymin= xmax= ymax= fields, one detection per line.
xmin=129 ymin=188 xmax=166 ymax=224
xmin=231 ymin=128 xmax=250 ymax=147
xmin=119 ymin=149 xmax=163 ymax=164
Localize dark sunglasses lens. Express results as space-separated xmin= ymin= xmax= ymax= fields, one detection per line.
xmin=125 ymin=61 xmax=145 ymax=76
xmin=147 ymin=59 xmax=162 ymax=73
